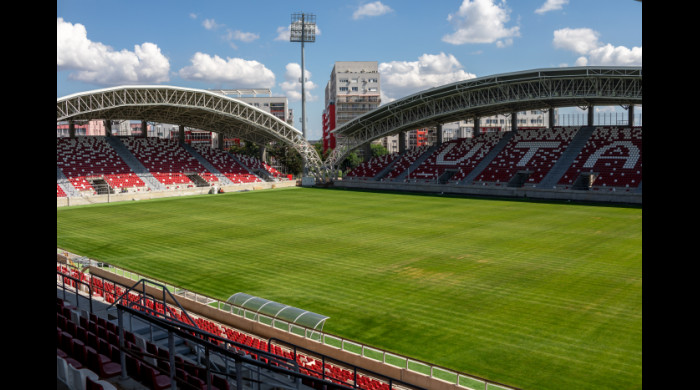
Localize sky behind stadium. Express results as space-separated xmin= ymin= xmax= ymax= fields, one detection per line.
xmin=57 ymin=0 xmax=642 ymax=141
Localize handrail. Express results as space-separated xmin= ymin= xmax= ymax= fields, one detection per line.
xmin=57 ymin=263 xmax=423 ymax=390
xmin=105 ymin=277 xmax=202 ymax=333
xmin=58 ymin=252 xmax=522 ymax=390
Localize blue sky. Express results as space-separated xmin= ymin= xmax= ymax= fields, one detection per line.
xmin=57 ymin=0 xmax=642 ymax=141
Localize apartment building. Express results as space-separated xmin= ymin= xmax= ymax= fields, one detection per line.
xmin=323 ymin=61 xmax=381 ymax=155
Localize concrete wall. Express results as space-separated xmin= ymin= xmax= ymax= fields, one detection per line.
xmin=57 ymin=180 xmax=298 ymax=207
xmin=333 ymin=179 xmax=642 ymax=205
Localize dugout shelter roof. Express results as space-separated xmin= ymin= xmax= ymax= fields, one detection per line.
xmin=227 ymin=292 xmax=329 ymax=331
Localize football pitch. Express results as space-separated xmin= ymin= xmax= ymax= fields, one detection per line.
xmin=56 ymin=187 xmax=642 ymax=390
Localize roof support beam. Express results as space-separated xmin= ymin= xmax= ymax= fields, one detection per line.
xmin=326 ymin=66 xmax=641 ymax=167
xmin=57 ymin=85 xmax=328 ymax=180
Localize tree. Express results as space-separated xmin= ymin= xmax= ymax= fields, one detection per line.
xmin=340 ymin=151 xmax=361 ymax=173
xmin=229 ymin=141 xmax=259 ymax=157
xmin=268 ymin=144 xmax=303 ymax=176
xmin=370 ymin=143 xmax=389 ymax=158
xmin=313 ymin=142 xmax=330 ymax=162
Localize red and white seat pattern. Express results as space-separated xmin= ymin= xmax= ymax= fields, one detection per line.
xmin=558 ymin=127 xmax=642 ymax=190
xmin=345 ymin=153 xmax=399 ymax=179
xmin=402 ymin=133 xmax=505 ymax=183
xmin=121 ymin=138 xmax=218 ymax=188
xmin=232 ymin=154 xmax=284 ymax=178
xmin=191 ymin=144 xmax=263 ymax=184
xmin=383 ymin=146 xmax=430 ymax=180
xmin=58 ymin=264 xmax=395 ymax=390
xmin=473 ymin=127 xmax=577 ymax=185
xmin=57 ymin=137 xmax=146 ymax=194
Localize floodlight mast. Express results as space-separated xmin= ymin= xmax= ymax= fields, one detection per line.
xmin=290 ymin=12 xmax=316 ymax=176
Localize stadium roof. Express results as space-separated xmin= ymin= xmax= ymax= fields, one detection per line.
xmin=327 ymin=66 xmax=642 ymax=166
xmin=56 ymin=85 xmax=326 ymax=178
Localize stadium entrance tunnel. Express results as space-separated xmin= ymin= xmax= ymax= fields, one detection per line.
xmin=227 ymin=292 xmax=329 ymax=334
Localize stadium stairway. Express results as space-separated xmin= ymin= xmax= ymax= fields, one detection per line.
xmin=58 ymin=258 xmax=432 ymax=390
xmin=537 ymin=126 xmax=596 ymax=189
xmin=57 ymin=166 xmax=82 ymax=198
xmin=181 ymin=143 xmax=235 ymax=186
xmin=391 ymin=144 xmax=439 ymax=182
xmin=373 ymin=154 xmax=401 ymax=181
xmin=458 ymin=131 xmax=515 ymax=185
xmin=104 ymin=137 xmax=166 ymax=191
xmin=228 ymin=153 xmax=270 ymax=182
xmin=58 ymin=285 xmax=319 ymax=390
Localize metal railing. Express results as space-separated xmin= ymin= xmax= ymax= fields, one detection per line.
xmin=61 ymin=253 xmax=520 ymax=390
xmin=57 ymin=263 xmax=429 ymax=390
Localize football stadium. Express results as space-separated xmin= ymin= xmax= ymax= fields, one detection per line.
xmin=57 ymin=65 xmax=641 ymax=390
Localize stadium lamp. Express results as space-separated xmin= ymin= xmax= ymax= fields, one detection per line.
xmin=290 ymin=13 xmax=316 ymax=176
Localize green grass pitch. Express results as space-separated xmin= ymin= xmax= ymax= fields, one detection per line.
xmin=56 ymin=187 xmax=642 ymax=390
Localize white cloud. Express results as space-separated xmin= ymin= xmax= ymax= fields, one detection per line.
xmin=585 ymin=44 xmax=642 ymax=66
xmin=178 ymin=52 xmax=275 ymax=88
xmin=535 ymin=0 xmax=568 ymax=14
xmin=57 ymin=17 xmax=170 ymax=85
xmin=202 ymin=19 xmax=220 ymax=30
xmin=200 ymin=17 xmax=258 ymax=49
xmin=227 ymin=30 xmax=259 ymax=43
xmin=378 ymin=53 xmax=477 ymax=101
xmin=553 ymin=28 xmax=641 ymax=66
xmin=224 ymin=29 xmax=260 ymax=49
xmin=279 ymin=63 xmax=317 ymax=102
xmin=553 ymin=27 xmax=599 ymax=54
xmin=442 ymin=0 xmax=520 ymax=46
xmin=353 ymin=1 xmax=394 ymax=20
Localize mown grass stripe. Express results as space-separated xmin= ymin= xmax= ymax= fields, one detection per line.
xmin=57 ymin=187 xmax=641 ymax=390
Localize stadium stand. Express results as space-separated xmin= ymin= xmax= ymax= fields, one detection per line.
xmin=345 ymin=152 xmax=399 ymax=180
xmin=57 ymin=125 xmax=641 ymax=204
xmin=406 ymin=132 xmax=506 ymax=184
xmin=120 ymin=137 xmax=219 ymax=189
xmin=232 ymin=153 xmax=284 ymax=180
xmin=190 ymin=144 xmax=263 ymax=184
xmin=57 ymin=137 xmax=147 ymax=194
xmin=57 ymin=261 xmax=423 ymax=390
xmin=472 ymin=127 xmax=579 ymax=186
xmin=383 ymin=145 xmax=430 ymax=181
xmin=557 ymin=126 xmax=642 ymax=191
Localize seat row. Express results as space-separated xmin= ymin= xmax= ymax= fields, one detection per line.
xmin=410 ymin=132 xmax=505 ymax=183
xmin=57 ymin=137 xmax=280 ymax=196
xmin=58 ymin=265 xmax=394 ymax=390
xmin=58 ymin=296 xmax=231 ymax=390
xmin=346 ymin=153 xmax=399 ymax=179
xmin=120 ymin=138 xmax=218 ymax=188
xmin=558 ymin=127 xmax=642 ymax=189
xmin=191 ymin=144 xmax=263 ymax=184
xmin=346 ymin=127 xmax=641 ymax=190
xmin=57 ymin=137 xmax=146 ymax=192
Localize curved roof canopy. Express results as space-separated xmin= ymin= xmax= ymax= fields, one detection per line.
xmin=227 ymin=292 xmax=329 ymax=331
xmin=56 ymin=85 xmax=325 ymax=176
xmin=327 ymin=66 xmax=642 ymax=166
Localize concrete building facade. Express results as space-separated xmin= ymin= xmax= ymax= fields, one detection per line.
xmin=323 ymin=61 xmax=381 ymax=157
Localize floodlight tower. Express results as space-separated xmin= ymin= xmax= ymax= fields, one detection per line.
xmin=290 ymin=13 xmax=316 ymax=175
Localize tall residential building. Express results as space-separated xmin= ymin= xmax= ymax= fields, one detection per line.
xmin=323 ymin=61 xmax=381 ymax=155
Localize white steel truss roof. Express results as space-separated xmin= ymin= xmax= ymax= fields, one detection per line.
xmin=326 ymin=66 xmax=642 ymax=167
xmin=56 ymin=85 xmax=326 ymax=178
